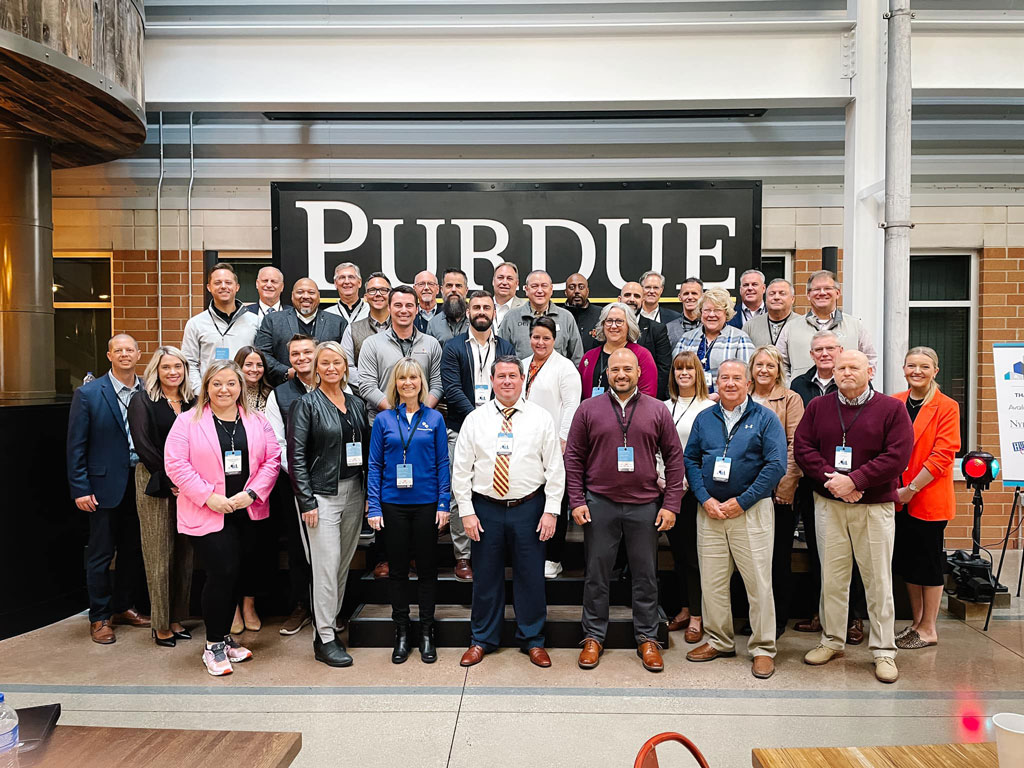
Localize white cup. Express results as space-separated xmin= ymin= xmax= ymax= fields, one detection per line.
xmin=993 ymin=712 xmax=1024 ymax=768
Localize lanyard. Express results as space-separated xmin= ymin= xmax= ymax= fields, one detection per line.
xmin=208 ymin=305 xmax=241 ymax=342
xmin=835 ymin=393 xmax=868 ymax=446
xmin=473 ymin=336 xmax=494 ymax=378
xmin=525 ymin=357 xmax=547 ymax=398
xmin=214 ymin=412 xmax=240 ymax=452
xmin=768 ymin=318 xmax=785 ymax=345
xmin=698 ymin=334 xmax=719 ymax=371
xmin=607 ymin=391 xmax=640 ymax=447
xmin=391 ymin=329 xmax=414 ymax=357
xmin=395 ymin=408 xmax=424 ymax=463
xmin=671 ymin=395 xmax=698 ymax=428
xmin=719 ymin=406 xmax=746 ymax=458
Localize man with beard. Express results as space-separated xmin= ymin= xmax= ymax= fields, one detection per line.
xmin=441 ymin=290 xmax=518 ymax=581
xmin=619 ymin=281 xmax=672 ymax=400
xmin=427 ymin=268 xmax=470 ymax=343
xmin=563 ymin=272 xmax=602 ymax=352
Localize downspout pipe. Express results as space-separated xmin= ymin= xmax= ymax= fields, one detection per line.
xmin=187 ymin=111 xmax=195 ymax=318
xmin=156 ymin=112 xmax=165 ymax=345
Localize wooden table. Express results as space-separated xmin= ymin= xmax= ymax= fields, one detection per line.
xmin=752 ymin=742 xmax=997 ymax=768
xmin=25 ymin=726 xmax=301 ymax=768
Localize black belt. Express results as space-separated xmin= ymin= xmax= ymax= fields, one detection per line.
xmin=473 ymin=487 xmax=543 ymax=508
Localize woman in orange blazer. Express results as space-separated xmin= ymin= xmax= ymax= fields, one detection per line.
xmin=892 ymin=346 xmax=961 ymax=650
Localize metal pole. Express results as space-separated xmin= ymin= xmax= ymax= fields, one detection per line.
xmin=882 ymin=0 xmax=913 ymax=393
xmin=156 ymin=112 xmax=165 ymax=346
xmin=187 ymin=111 xmax=195 ymax=318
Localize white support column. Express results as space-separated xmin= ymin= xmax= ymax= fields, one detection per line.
xmin=843 ymin=0 xmax=887 ymax=383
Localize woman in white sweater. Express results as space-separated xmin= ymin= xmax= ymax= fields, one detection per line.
xmin=663 ymin=350 xmax=715 ymax=644
xmin=523 ymin=316 xmax=582 ymax=579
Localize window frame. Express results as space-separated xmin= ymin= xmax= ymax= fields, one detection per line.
xmin=52 ymin=251 xmax=115 ymax=316
xmin=760 ymin=250 xmax=793 ymax=284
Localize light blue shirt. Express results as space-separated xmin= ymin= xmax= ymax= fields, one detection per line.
xmin=107 ymin=371 xmax=141 ymax=465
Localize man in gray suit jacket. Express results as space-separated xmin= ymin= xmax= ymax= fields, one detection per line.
xmin=256 ymin=278 xmax=347 ymax=386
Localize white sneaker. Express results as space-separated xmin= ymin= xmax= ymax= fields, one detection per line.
xmin=202 ymin=643 xmax=233 ymax=676
xmin=223 ymin=635 xmax=253 ymax=662
xmin=544 ymin=561 xmax=563 ymax=580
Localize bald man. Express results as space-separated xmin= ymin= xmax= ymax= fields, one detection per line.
xmin=256 ymin=278 xmax=347 ymax=386
xmin=793 ymin=351 xmax=913 ymax=684
xmin=246 ymin=266 xmax=286 ymax=320
xmin=563 ymin=272 xmax=602 ymax=352
xmin=564 ymin=348 xmax=684 ymax=673
xmin=619 ymin=281 xmax=672 ymax=400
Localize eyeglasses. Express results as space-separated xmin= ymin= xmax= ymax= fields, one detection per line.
xmin=414 ymin=281 xmax=438 ymax=289
xmin=366 ymin=287 xmax=390 ymax=295
xmin=810 ymin=286 xmax=838 ymax=294
xmin=603 ymin=318 xmax=626 ymax=327
xmin=701 ymin=308 xmax=724 ymax=316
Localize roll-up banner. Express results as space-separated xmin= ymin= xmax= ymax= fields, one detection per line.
xmin=993 ymin=342 xmax=1024 ymax=486
xmin=271 ymin=180 xmax=762 ymax=301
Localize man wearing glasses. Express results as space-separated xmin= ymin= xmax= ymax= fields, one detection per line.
xmin=340 ymin=272 xmax=393 ymax=386
xmin=413 ymin=271 xmax=440 ymax=333
xmin=498 ymin=270 xmax=584 ymax=365
xmin=775 ymin=270 xmax=877 ymax=379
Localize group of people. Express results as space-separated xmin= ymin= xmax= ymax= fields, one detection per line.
xmin=67 ymin=260 xmax=961 ymax=683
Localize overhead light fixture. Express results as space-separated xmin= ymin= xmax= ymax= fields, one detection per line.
xmin=263 ymin=109 xmax=767 ymax=122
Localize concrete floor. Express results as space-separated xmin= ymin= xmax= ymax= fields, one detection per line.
xmin=2 ymin=577 xmax=1022 ymax=768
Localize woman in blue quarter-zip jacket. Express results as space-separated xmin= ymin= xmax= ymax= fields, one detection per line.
xmin=367 ymin=357 xmax=451 ymax=665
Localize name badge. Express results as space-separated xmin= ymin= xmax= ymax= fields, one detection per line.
xmin=617 ymin=446 xmax=635 ymax=472
xmin=713 ymin=456 xmax=732 ymax=482
xmin=397 ymin=463 xmax=414 ymax=488
xmin=592 ymin=386 xmax=605 ymax=397
xmin=704 ymin=371 xmax=714 ymax=391
xmin=475 ymin=384 xmax=489 ymax=406
xmin=214 ymin=347 xmax=230 ymax=361
xmin=225 ymin=450 xmax=242 ymax=476
xmin=835 ymin=446 xmax=853 ymax=471
xmin=496 ymin=431 xmax=514 ymax=456
xmin=346 ymin=442 xmax=362 ymax=467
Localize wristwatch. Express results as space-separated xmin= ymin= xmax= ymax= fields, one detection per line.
xmin=245 ymin=489 xmax=258 ymax=502
xmin=908 ymin=481 xmax=920 ymax=493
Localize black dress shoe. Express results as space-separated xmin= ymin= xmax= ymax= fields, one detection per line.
xmin=172 ymin=628 xmax=192 ymax=641
xmin=314 ymin=635 xmax=353 ymax=667
xmin=392 ymin=624 xmax=410 ymax=664
xmin=152 ymin=630 xmax=176 ymax=648
xmin=419 ymin=621 xmax=437 ymax=664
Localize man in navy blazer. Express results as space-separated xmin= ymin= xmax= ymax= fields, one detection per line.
xmin=66 ymin=334 xmax=150 ymax=644
xmin=440 ymin=290 xmax=517 ymax=581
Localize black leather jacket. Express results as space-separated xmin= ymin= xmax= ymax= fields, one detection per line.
xmin=287 ymin=388 xmax=370 ymax=512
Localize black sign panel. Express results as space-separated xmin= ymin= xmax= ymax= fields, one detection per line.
xmin=272 ymin=181 xmax=761 ymax=300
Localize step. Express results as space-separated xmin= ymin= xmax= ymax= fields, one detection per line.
xmin=348 ymin=603 xmax=669 ymax=649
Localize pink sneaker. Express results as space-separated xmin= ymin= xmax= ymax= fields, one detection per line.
xmin=202 ymin=643 xmax=233 ymax=676
xmin=223 ymin=635 xmax=253 ymax=662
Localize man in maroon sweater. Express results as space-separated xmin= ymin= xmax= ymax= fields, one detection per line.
xmin=564 ymin=348 xmax=684 ymax=673
xmin=793 ymin=351 xmax=913 ymax=684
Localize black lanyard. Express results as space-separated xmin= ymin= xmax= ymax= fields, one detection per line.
xmin=719 ymin=404 xmax=747 ymax=458
xmin=395 ymin=408 xmax=424 ymax=463
xmin=835 ymin=393 xmax=869 ymax=446
xmin=607 ymin=391 xmax=640 ymax=447
xmin=473 ymin=336 xmax=494 ymax=378
xmin=214 ymin=412 xmax=240 ymax=452
xmin=768 ymin=318 xmax=786 ymax=345
xmin=208 ymin=305 xmax=241 ymax=342
xmin=391 ymin=329 xmax=415 ymax=357
xmin=671 ymin=396 xmax=698 ymax=428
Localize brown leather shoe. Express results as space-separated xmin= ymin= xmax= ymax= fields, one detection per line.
xmin=525 ymin=647 xmax=552 ymax=668
xmin=111 ymin=609 xmax=151 ymax=628
xmin=666 ymin=611 xmax=690 ymax=632
xmin=577 ymin=638 xmax=602 ymax=669
xmin=847 ymin=618 xmax=864 ymax=645
xmin=794 ymin=615 xmax=822 ymax=633
xmin=454 ymin=559 xmax=473 ymax=582
xmin=90 ymin=620 xmax=115 ymax=644
xmin=637 ymin=640 xmax=664 ymax=672
xmin=686 ymin=642 xmax=736 ymax=662
xmin=373 ymin=561 xmax=389 ymax=580
xmin=460 ymin=644 xmax=485 ymax=667
xmin=684 ymin=619 xmax=704 ymax=645
xmin=752 ymin=655 xmax=775 ymax=679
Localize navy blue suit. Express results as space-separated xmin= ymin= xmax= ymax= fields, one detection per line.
xmin=67 ymin=375 xmax=146 ymax=621
xmin=727 ymin=312 xmax=744 ymax=330
xmin=439 ymin=332 xmax=517 ymax=433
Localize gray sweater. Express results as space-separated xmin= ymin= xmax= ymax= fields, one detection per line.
xmin=497 ymin=302 xmax=584 ymax=365
xmin=356 ymin=328 xmax=444 ymax=421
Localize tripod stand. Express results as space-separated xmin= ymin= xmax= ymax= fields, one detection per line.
xmin=983 ymin=486 xmax=1024 ymax=632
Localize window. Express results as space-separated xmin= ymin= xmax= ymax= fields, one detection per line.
xmin=908 ymin=253 xmax=976 ymax=456
xmin=53 ymin=252 xmax=114 ymax=394
xmin=760 ymin=251 xmax=792 ymax=284
xmin=205 ymin=251 xmax=272 ymax=304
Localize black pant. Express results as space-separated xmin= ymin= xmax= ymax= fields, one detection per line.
xmin=772 ymin=501 xmax=796 ymax=629
xmin=190 ymin=513 xmax=268 ymax=642
xmin=271 ymin=471 xmax=310 ymax=610
xmin=798 ymin=482 xmax=867 ymax=621
xmin=85 ymin=470 xmax=145 ymax=622
xmin=545 ymin=490 xmax=570 ymax=563
xmin=382 ymin=502 xmax=439 ymax=625
xmin=667 ymin=491 xmax=701 ymax=616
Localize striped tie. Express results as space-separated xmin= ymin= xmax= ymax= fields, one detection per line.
xmin=491 ymin=407 xmax=515 ymax=497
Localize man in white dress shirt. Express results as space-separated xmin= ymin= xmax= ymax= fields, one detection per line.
xmin=453 ymin=355 xmax=565 ymax=669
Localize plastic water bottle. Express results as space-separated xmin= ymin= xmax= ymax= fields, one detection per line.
xmin=0 ymin=693 xmax=19 ymax=768
xmin=82 ymin=371 xmax=96 ymax=385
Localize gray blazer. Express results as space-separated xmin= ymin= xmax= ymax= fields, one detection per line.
xmin=255 ymin=307 xmax=347 ymax=386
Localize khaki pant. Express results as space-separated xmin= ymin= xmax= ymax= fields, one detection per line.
xmin=813 ymin=493 xmax=896 ymax=658
xmin=697 ymin=497 xmax=776 ymax=658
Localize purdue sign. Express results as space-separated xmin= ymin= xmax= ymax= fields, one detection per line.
xmin=272 ymin=181 xmax=761 ymax=300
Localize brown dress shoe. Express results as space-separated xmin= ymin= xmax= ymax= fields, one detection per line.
xmin=666 ymin=611 xmax=690 ymax=632
xmin=637 ymin=640 xmax=664 ymax=672
xmin=684 ymin=621 xmax=704 ymax=645
xmin=111 ymin=609 xmax=151 ymax=628
xmin=847 ymin=618 xmax=865 ymax=645
xmin=525 ymin=647 xmax=552 ymax=668
xmin=454 ymin=559 xmax=473 ymax=582
xmin=460 ymin=645 xmax=485 ymax=667
xmin=90 ymin=620 xmax=115 ymax=644
xmin=578 ymin=638 xmax=602 ymax=669
xmin=794 ymin=615 xmax=821 ymax=633
xmin=752 ymin=655 xmax=775 ymax=679
xmin=373 ymin=561 xmax=389 ymax=580
xmin=686 ymin=642 xmax=736 ymax=662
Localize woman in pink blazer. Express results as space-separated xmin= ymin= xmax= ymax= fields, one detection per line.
xmin=578 ymin=302 xmax=659 ymax=399
xmin=165 ymin=360 xmax=280 ymax=677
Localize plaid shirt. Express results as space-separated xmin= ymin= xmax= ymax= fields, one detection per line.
xmin=673 ymin=325 xmax=755 ymax=393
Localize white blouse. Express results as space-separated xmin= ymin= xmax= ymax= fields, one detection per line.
xmin=522 ymin=351 xmax=582 ymax=441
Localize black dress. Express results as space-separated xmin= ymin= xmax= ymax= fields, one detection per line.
xmin=128 ymin=394 xmax=195 ymax=497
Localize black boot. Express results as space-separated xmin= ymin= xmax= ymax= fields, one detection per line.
xmin=419 ymin=620 xmax=437 ymax=664
xmin=392 ymin=623 xmax=410 ymax=664
xmin=314 ymin=634 xmax=353 ymax=668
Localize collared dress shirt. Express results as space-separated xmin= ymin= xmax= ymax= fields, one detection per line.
xmin=326 ymin=299 xmax=369 ymax=325
xmin=452 ymin=398 xmax=565 ymax=519
xmin=108 ymin=371 xmax=142 ymax=464
xmin=721 ymin=396 xmax=748 ymax=431
xmin=468 ymin=332 xmax=498 ymax=403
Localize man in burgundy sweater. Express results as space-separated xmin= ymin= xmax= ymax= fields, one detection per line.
xmin=793 ymin=351 xmax=913 ymax=684
xmin=564 ymin=348 xmax=684 ymax=673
